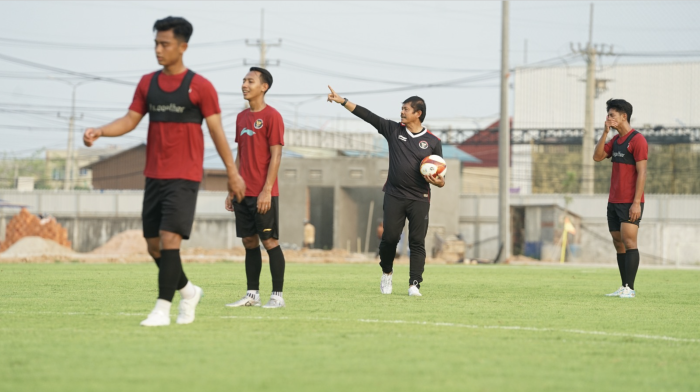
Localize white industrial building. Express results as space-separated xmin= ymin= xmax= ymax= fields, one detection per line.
xmin=514 ymin=61 xmax=700 ymax=129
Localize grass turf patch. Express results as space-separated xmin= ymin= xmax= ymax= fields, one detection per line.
xmin=0 ymin=263 xmax=698 ymax=392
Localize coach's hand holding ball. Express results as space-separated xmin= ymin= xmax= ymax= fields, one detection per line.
xmin=424 ymin=173 xmax=445 ymax=187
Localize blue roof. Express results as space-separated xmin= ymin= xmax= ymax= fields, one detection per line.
xmin=441 ymin=145 xmax=481 ymax=163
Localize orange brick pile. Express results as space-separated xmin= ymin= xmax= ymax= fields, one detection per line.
xmin=0 ymin=208 xmax=71 ymax=252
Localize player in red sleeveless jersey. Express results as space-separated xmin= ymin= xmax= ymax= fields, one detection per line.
xmin=593 ymin=99 xmax=648 ymax=298
xmin=83 ymin=17 xmax=245 ymax=326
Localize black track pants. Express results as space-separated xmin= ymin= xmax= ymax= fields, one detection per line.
xmin=378 ymin=193 xmax=430 ymax=287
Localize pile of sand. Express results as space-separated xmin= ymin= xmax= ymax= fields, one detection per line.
xmin=0 ymin=208 xmax=71 ymax=252
xmin=90 ymin=230 xmax=149 ymax=256
xmin=0 ymin=236 xmax=76 ymax=257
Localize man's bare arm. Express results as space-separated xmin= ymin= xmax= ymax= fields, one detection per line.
xmin=629 ymin=160 xmax=647 ymax=222
xmin=264 ymin=145 xmax=282 ymax=192
xmin=205 ymin=113 xmax=246 ymax=203
xmin=83 ymin=110 xmax=144 ymax=147
xmin=257 ymin=145 xmax=283 ymax=214
xmin=633 ymin=160 xmax=647 ymax=204
xmin=593 ymin=119 xmax=616 ymax=162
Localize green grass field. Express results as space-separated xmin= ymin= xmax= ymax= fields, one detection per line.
xmin=1 ymin=262 xmax=698 ymax=392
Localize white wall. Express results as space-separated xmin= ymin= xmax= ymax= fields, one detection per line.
xmin=514 ymin=62 xmax=700 ymax=129
xmin=459 ymin=193 xmax=700 ymax=265
xmin=2 ymin=190 xmax=698 ymax=265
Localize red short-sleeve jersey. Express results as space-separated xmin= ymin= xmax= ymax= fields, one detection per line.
xmin=235 ymin=105 xmax=285 ymax=197
xmin=603 ymin=130 xmax=648 ymax=203
xmin=129 ymin=69 xmax=221 ymax=182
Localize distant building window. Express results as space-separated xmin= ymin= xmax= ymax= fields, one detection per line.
xmin=349 ymin=169 xmax=363 ymax=179
xmin=284 ymin=169 xmax=297 ymax=179
xmin=52 ymin=168 xmax=63 ymax=180
xmin=79 ymin=168 xmax=89 ymax=177
xmin=309 ymin=170 xmax=322 ymax=179
xmin=379 ymin=170 xmax=389 ymax=178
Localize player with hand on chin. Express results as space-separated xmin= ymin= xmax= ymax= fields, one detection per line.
xmin=83 ymin=17 xmax=245 ymax=327
xmin=593 ymin=98 xmax=648 ymax=298
xmin=327 ymin=86 xmax=444 ymax=297
xmin=225 ymin=67 xmax=287 ymax=309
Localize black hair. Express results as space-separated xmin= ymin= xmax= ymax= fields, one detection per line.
xmin=249 ymin=67 xmax=273 ymax=93
xmin=606 ymin=98 xmax=633 ymax=123
xmin=403 ymin=96 xmax=426 ymax=122
xmin=153 ymin=17 xmax=193 ymax=43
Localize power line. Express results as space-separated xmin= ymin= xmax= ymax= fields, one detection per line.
xmin=0 ymin=53 xmax=136 ymax=86
xmin=0 ymin=36 xmax=245 ymax=50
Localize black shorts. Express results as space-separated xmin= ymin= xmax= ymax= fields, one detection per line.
xmin=142 ymin=178 xmax=200 ymax=240
xmin=233 ymin=196 xmax=279 ymax=240
xmin=607 ymin=202 xmax=644 ymax=232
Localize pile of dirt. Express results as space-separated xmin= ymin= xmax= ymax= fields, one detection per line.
xmin=90 ymin=230 xmax=149 ymax=255
xmin=0 ymin=208 xmax=71 ymax=252
xmin=0 ymin=236 xmax=76 ymax=257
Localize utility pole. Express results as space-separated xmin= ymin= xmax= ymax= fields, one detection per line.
xmin=245 ymin=9 xmax=281 ymax=68
xmin=498 ymin=1 xmax=510 ymax=263
xmin=571 ymin=3 xmax=613 ymax=194
xmin=55 ymin=80 xmax=86 ymax=191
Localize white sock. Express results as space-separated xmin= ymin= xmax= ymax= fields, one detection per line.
xmin=154 ymin=299 xmax=171 ymax=314
xmin=180 ymin=281 xmax=196 ymax=300
xmin=246 ymin=290 xmax=259 ymax=299
xmin=271 ymin=291 xmax=283 ymax=298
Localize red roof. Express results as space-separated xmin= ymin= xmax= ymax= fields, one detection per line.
xmin=457 ymin=118 xmax=512 ymax=168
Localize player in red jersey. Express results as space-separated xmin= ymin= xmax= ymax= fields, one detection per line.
xmin=593 ymin=98 xmax=648 ymax=298
xmin=83 ymin=17 xmax=245 ymax=326
xmin=225 ymin=67 xmax=287 ymax=309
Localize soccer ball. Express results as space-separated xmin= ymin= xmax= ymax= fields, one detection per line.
xmin=420 ymin=155 xmax=446 ymax=177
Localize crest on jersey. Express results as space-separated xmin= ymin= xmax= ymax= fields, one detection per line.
xmin=418 ymin=141 xmax=429 ymax=149
xmin=254 ymin=119 xmax=264 ymax=129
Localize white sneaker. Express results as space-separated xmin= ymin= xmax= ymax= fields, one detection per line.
xmin=226 ymin=293 xmax=261 ymax=307
xmin=619 ymin=285 xmax=636 ymax=298
xmin=380 ymin=272 xmax=393 ymax=294
xmin=262 ymin=295 xmax=285 ymax=308
xmin=408 ymin=285 xmax=422 ymax=297
xmin=605 ymin=286 xmax=625 ymax=297
xmin=140 ymin=310 xmax=170 ymax=327
xmin=176 ymin=285 xmax=203 ymax=325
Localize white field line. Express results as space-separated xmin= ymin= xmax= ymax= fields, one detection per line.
xmin=220 ymin=315 xmax=700 ymax=344
xmin=1 ymin=311 xmax=697 ymax=343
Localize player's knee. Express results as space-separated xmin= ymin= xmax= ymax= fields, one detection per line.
xmin=623 ymin=239 xmax=637 ymax=250
xmin=147 ymin=246 xmax=160 ymax=258
xmin=261 ymin=238 xmax=279 ymax=250
xmin=159 ymin=231 xmax=182 ymax=249
xmin=242 ymin=236 xmax=260 ymax=249
xmin=145 ymin=238 xmax=160 ymax=255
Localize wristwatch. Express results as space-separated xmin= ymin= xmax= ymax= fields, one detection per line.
xmin=341 ymin=97 xmax=348 ymax=106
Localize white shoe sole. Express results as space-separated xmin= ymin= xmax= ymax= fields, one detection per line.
xmin=225 ymin=299 xmax=261 ymax=307
xmin=140 ymin=316 xmax=170 ymax=327
xmin=176 ymin=287 xmax=203 ymax=325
